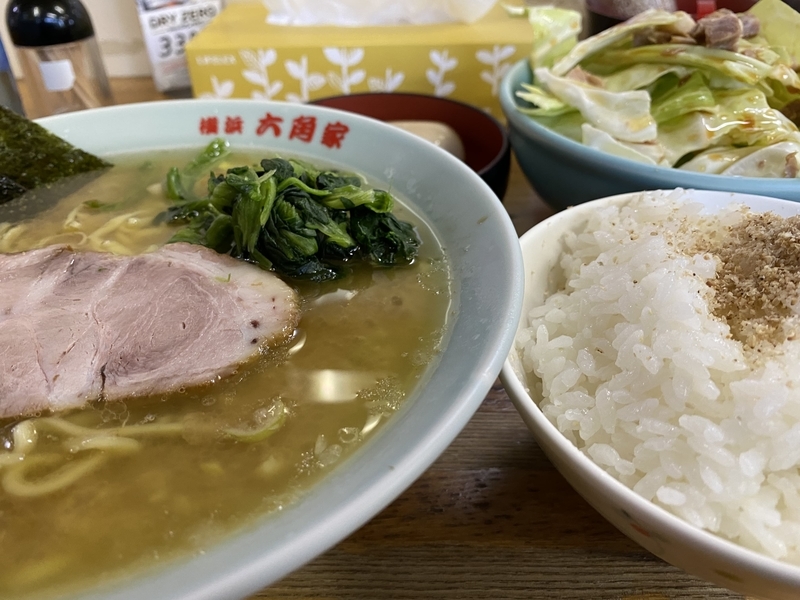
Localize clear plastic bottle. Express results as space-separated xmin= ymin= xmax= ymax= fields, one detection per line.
xmin=6 ymin=0 xmax=112 ymax=118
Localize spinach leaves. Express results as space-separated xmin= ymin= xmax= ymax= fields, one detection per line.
xmin=164 ymin=139 xmax=421 ymax=282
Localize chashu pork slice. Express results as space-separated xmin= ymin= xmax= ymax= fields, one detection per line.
xmin=0 ymin=243 xmax=300 ymax=419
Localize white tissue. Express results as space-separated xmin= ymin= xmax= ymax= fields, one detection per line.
xmin=262 ymin=0 xmax=497 ymax=26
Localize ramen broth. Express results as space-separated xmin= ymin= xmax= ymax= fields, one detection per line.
xmin=0 ymin=150 xmax=452 ymax=599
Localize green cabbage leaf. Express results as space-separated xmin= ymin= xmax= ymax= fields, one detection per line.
xmin=511 ymin=2 xmax=800 ymax=178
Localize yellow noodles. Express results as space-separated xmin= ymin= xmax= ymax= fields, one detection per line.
xmin=0 ymin=223 xmax=26 ymax=252
xmin=0 ymin=409 xmax=284 ymax=498
xmin=0 ymin=417 xmax=161 ymax=497
xmin=2 ymin=454 xmax=108 ymax=498
xmin=0 ymin=205 xmax=168 ymax=255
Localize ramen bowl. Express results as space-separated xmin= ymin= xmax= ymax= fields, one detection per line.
xmin=499 ymin=60 xmax=800 ymax=210
xmin=501 ymin=189 xmax=800 ymax=599
xmin=3 ymin=99 xmax=523 ymax=600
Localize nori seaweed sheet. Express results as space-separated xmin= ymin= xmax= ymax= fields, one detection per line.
xmin=0 ymin=105 xmax=111 ymax=205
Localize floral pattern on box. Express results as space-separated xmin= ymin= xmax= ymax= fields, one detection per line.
xmin=190 ymin=43 xmax=525 ymax=118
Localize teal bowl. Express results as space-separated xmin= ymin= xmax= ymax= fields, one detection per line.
xmin=499 ymin=59 xmax=800 ymax=211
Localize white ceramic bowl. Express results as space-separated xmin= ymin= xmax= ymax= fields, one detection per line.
xmin=500 ymin=189 xmax=800 ymax=600
xmin=29 ymin=99 xmax=523 ymax=599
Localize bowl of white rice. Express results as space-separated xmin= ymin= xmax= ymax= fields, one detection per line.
xmin=500 ymin=189 xmax=800 ymax=599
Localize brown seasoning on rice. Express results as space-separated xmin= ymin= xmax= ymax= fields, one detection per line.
xmin=699 ymin=213 xmax=800 ymax=351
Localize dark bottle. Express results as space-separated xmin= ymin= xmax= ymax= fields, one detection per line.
xmin=584 ymin=0 xmax=676 ymax=35
xmin=6 ymin=0 xmax=112 ymax=118
xmin=585 ymin=0 xmax=759 ymax=35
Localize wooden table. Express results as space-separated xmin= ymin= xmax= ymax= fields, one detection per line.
xmin=98 ymin=77 xmax=748 ymax=600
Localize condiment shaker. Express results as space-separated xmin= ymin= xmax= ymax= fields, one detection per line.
xmin=6 ymin=0 xmax=112 ymax=118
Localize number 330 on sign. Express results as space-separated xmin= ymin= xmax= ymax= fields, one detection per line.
xmin=137 ymin=0 xmax=223 ymax=93
xmin=156 ymin=29 xmax=198 ymax=59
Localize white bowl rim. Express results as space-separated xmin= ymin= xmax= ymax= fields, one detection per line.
xmin=25 ymin=98 xmax=525 ymax=600
xmin=499 ymin=59 xmax=800 ymax=194
xmin=500 ymin=188 xmax=800 ymax=593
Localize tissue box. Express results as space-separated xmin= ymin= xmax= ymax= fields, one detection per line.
xmin=185 ymin=2 xmax=532 ymax=118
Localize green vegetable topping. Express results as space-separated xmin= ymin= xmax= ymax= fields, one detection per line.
xmin=222 ymin=400 xmax=286 ymax=443
xmin=510 ymin=1 xmax=800 ymax=178
xmin=165 ymin=137 xmax=230 ymax=202
xmin=163 ymin=140 xmax=421 ymax=281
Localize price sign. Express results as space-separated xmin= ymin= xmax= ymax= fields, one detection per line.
xmin=137 ymin=0 xmax=224 ymax=92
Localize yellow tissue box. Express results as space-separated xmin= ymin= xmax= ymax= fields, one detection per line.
xmin=185 ymin=2 xmax=532 ymax=119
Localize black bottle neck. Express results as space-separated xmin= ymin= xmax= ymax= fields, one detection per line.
xmin=6 ymin=0 xmax=94 ymax=48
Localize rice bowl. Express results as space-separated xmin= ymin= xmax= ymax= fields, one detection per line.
xmin=501 ymin=189 xmax=800 ymax=599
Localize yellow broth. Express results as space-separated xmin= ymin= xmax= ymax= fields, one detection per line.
xmin=0 ymin=150 xmax=452 ymax=599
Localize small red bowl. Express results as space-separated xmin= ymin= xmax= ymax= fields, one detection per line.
xmin=310 ymin=93 xmax=511 ymax=200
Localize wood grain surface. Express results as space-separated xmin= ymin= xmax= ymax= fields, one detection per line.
xmin=94 ymin=76 xmax=749 ymax=600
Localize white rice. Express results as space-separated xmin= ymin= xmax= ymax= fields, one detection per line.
xmin=516 ymin=190 xmax=800 ymax=562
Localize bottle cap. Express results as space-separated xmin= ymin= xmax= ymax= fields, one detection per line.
xmin=6 ymin=0 xmax=94 ymax=47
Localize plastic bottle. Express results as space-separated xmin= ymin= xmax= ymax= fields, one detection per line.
xmin=0 ymin=37 xmax=24 ymax=115
xmin=6 ymin=0 xmax=112 ymax=118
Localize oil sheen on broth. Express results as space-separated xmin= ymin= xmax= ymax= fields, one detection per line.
xmin=0 ymin=150 xmax=452 ymax=599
